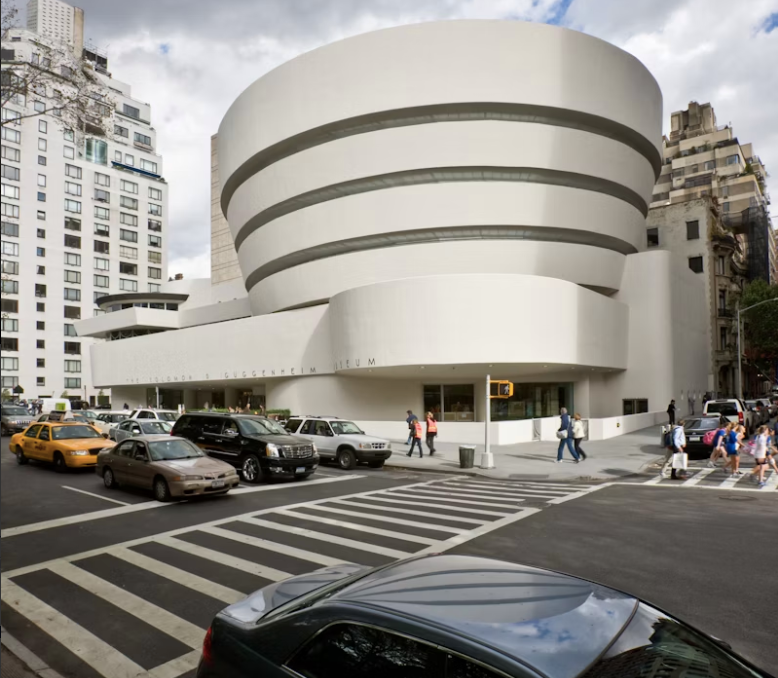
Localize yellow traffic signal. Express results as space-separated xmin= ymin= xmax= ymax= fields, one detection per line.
xmin=489 ymin=380 xmax=513 ymax=398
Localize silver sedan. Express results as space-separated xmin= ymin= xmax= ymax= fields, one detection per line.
xmin=113 ymin=419 xmax=173 ymax=443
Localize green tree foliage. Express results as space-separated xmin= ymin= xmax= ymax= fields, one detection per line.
xmin=741 ymin=279 xmax=778 ymax=358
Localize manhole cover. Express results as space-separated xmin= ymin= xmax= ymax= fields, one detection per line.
xmin=718 ymin=495 xmax=757 ymax=501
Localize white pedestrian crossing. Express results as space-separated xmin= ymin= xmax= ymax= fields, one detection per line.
xmin=637 ymin=466 xmax=777 ymax=492
xmin=0 ymin=477 xmax=591 ymax=678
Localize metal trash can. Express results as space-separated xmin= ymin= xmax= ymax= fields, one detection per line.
xmin=459 ymin=445 xmax=476 ymax=469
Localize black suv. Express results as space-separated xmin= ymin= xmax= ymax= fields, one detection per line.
xmin=171 ymin=413 xmax=319 ymax=483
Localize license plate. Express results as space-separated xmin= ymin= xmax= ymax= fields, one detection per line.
xmin=688 ymin=436 xmax=700 ymax=442
xmin=211 ymin=479 xmax=225 ymax=488
xmin=296 ymin=466 xmax=306 ymax=474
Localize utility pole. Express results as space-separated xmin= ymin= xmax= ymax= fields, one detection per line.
xmin=736 ymin=298 xmax=778 ymax=401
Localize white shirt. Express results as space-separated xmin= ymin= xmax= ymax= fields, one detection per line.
xmin=672 ymin=426 xmax=686 ymax=448
xmin=754 ymin=434 xmax=768 ymax=459
xmin=572 ymin=420 xmax=585 ymax=439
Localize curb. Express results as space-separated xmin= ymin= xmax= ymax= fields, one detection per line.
xmin=0 ymin=629 xmax=65 ymax=678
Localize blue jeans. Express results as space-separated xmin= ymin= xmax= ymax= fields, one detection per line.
xmin=408 ymin=438 xmax=423 ymax=456
xmin=557 ymin=436 xmax=579 ymax=461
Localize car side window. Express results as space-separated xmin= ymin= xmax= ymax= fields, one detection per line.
xmin=286 ymin=418 xmax=302 ymax=433
xmin=138 ymin=411 xmax=152 ymax=419
xmin=314 ymin=421 xmax=332 ymax=437
xmin=446 ymin=654 xmax=504 ymax=678
xmin=201 ymin=418 xmax=224 ymax=435
xmin=286 ymin=623 xmax=446 ymax=678
xmin=222 ymin=420 xmax=239 ymax=436
xmin=38 ymin=427 xmax=50 ymax=441
xmin=300 ymin=420 xmax=315 ymax=435
xmin=115 ymin=441 xmax=135 ymax=457
xmin=133 ymin=443 xmax=149 ymax=460
xmin=24 ymin=425 xmax=42 ymax=438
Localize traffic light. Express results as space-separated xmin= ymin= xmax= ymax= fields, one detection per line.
xmin=489 ymin=380 xmax=513 ymax=398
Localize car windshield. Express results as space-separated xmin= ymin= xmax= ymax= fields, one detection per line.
xmin=705 ymin=403 xmax=738 ymax=416
xmin=330 ymin=421 xmax=364 ymax=435
xmin=3 ymin=407 xmax=28 ymax=417
xmin=51 ymin=425 xmax=102 ymax=440
xmin=148 ymin=439 xmax=204 ymax=461
xmin=685 ymin=419 xmax=721 ymax=430
xmin=237 ymin=417 xmax=288 ymax=436
xmin=141 ymin=421 xmax=172 ymax=434
xmin=82 ymin=411 xmax=98 ymax=418
xmin=72 ymin=414 xmax=89 ymax=422
xmin=111 ymin=414 xmax=129 ymax=423
xmin=157 ymin=412 xmax=178 ymax=422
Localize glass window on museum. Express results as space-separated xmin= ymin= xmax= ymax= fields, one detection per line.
xmin=490 ymin=383 xmax=574 ymax=421
xmin=423 ymin=385 xmax=475 ymax=422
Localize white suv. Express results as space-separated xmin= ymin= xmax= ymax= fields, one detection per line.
xmin=128 ymin=409 xmax=179 ymax=423
xmin=702 ymin=399 xmax=756 ymax=435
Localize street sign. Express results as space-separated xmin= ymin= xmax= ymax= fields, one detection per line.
xmin=489 ymin=380 xmax=513 ymax=398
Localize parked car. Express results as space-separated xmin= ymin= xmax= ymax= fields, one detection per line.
xmin=9 ymin=422 xmax=112 ymax=472
xmin=285 ymin=416 xmax=391 ymax=469
xmin=78 ymin=410 xmax=101 ymax=424
xmin=1 ymin=405 xmax=35 ymax=436
xmin=92 ymin=411 xmax=131 ymax=436
xmin=744 ymin=400 xmax=770 ymax=426
xmin=683 ymin=416 xmax=729 ymax=458
xmin=128 ymin=409 xmax=179 ymax=422
xmin=703 ymin=398 xmax=755 ymax=435
xmin=113 ymin=419 xmax=173 ymax=443
xmin=195 ymin=554 xmax=771 ymax=678
xmin=171 ymin=413 xmax=318 ymax=483
xmin=97 ymin=435 xmax=239 ymax=501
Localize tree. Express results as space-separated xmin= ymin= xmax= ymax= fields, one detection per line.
xmin=1 ymin=5 xmax=113 ymax=139
xmin=740 ymin=280 xmax=778 ymax=387
xmin=60 ymin=390 xmax=69 ymax=398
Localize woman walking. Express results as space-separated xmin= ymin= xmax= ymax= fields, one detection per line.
xmin=425 ymin=412 xmax=438 ymax=455
xmin=750 ymin=426 xmax=775 ymax=488
xmin=722 ymin=424 xmax=745 ymax=477
xmin=571 ymin=413 xmax=587 ymax=461
xmin=555 ymin=408 xmax=580 ymax=463
xmin=707 ymin=422 xmax=731 ymax=467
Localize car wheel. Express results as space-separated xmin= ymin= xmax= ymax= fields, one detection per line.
xmin=241 ymin=454 xmax=262 ymax=484
xmin=368 ymin=460 xmax=384 ymax=468
xmin=337 ymin=448 xmax=357 ymax=470
xmin=54 ymin=452 xmax=68 ymax=473
xmin=15 ymin=446 xmax=28 ymax=465
xmin=154 ymin=476 xmax=171 ymax=502
xmin=103 ymin=466 xmax=117 ymax=488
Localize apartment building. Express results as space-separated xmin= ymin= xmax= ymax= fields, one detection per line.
xmin=1 ymin=13 xmax=167 ymax=404
xmin=650 ymin=101 xmax=776 ymax=283
xmin=25 ymin=0 xmax=84 ymax=55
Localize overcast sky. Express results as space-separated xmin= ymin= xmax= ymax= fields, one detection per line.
xmin=19 ymin=0 xmax=778 ymax=278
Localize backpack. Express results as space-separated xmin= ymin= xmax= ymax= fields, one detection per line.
xmin=702 ymin=429 xmax=718 ymax=447
xmin=663 ymin=428 xmax=674 ymax=448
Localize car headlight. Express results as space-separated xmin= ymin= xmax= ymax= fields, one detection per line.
xmin=311 ymin=443 xmax=318 ymax=454
xmin=225 ymin=469 xmax=239 ymax=476
xmin=171 ymin=475 xmax=204 ymax=481
xmin=265 ymin=443 xmax=280 ymax=458
xmin=386 ymin=442 xmax=391 ymax=449
xmin=67 ymin=450 xmax=91 ymax=456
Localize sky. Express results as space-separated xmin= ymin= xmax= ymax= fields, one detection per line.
xmin=16 ymin=0 xmax=778 ymax=278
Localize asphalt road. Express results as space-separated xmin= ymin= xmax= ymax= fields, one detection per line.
xmin=2 ymin=435 xmax=775 ymax=677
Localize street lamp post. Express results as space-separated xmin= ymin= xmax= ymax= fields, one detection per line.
xmin=736 ymin=297 xmax=778 ymax=401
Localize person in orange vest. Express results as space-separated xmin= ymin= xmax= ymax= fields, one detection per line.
xmin=425 ymin=411 xmax=438 ymax=455
xmin=407 ymin=418 xmax=424 ymax=458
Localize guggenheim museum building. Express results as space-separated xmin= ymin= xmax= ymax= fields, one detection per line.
xmin=77 ymin=20 xmax=710 ymax=443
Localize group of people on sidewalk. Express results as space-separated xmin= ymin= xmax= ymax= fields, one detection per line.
xmin=405 ymin=410 xmax=437 ymax=457
xmin=662 ymin=418 xmax=778 ymax=487
xmin=556 ymin=408 xmax=588 ymax=463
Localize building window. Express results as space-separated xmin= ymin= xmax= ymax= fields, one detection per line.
xmin=64 ymin=378 xmax=81 ymax=389
xmin=148 ymin=187 xmax=162 ymax=201
xmin=85 ymin=138 xmax=108 ymax=165
xmin=423 ymin=384 xmax=476 ymax=422
xmin=64 ymin=129 xmax=74 ymax=142
xmin=64 ymin=342 xmax=81 ymax=355
xmin=64 ymin=306 xmax=81 ymax=320
xmin=1 ymin=128 xmax=21 ymax=143
xmin=36 ymin=302 xmax=45 ymax=312
xmin=64 ymin=288 xmax=81 ymax=301
xmin=64 ymin=217 xmax=81 ymax=232
xmin=1 ymin=298 xmax=18 ymax=313
xmin=37 ymin=173 xmax=46 ymax=187
xmin=148 ymin=235 xmax=161 ymax=248
xmin=120 ymin=212 xmax=138 ymax=226
xmin=64 ymin=324 xmax=77 ymax=336
xmin=1 ymin=318 xmax=19 ymax=332
xmin=134 ymin=132 xmax=152 ymax=146
xmin=148 ymin=266 xmax=162 ymax=279
xmin=1 ymin=145 xmax=21 ymax=161
xmin=114 ymin=125 xmax=129 ymax=138
xmin=37 ymin=358 xmax=45 ymax=367
xmin=94 ymin=240 xmax=110 ymax=254
xmin=1 ymin=357 xmax=19 ymax=371
xmin=122 ymin=104 xmax=140 ymax=119
xmin=93 ymin=206 xmax=110 ymax=221
xmin=36 ymin=377 xmax=45 ymax=387
xmin=1 ymin=260 xmax=18 ymax=275
xmin=1 ymin=240 xmax=19 ymax=256
xmin=38 ymin=138 xmax=47 ymax=151
xmin=37 ymin=191 xmax=47 ymax=202
xmin=120 ymin=229 xmax=138 ymax=243
xmin=64 ymin=360 xmax=81 ymax=373
xmin=119 ymin=262 xmax=137 ymax=275
xmin=148 ymin=202 xmax=162 ymax=216
xmin=672 ymin=168 xmax=685 ymax=179
xmin=121 ymin=180 xmax=138 ymax=194
xmin=1 ymin=164 xmax=20 ymax=180
xmin=94 ymin=257 xmax=109 ymax=271
xmin=93 ymin=274 xmax=109 ymax=288
xmin=688 ymin=256 xmax=704 ymax=274
xmin=36 ymin=340 xmax=45 ymax=349
xmin=36 ymin=320 xmax=45 ymax=330
xmin=148 ymin=250 xmax=162 ymax=264
xmin=719 ymin=327 xmax=727 ymax=350
xmin=35 ymin=284 xmax=46 ymax=297
xmin=704 ymin=160 xmax=715 ymax=171
xmin=1 ymin=202 xmax=20 ymax=218
xmin=65 ymin=181 xmax=82 ymax=196
xmin=120 ymin=196 xmax=138 ymax=210
xmin=65 ymin=164 xmax=82 ymax=179
xmin=36 ymin=247 xmax=45 ymax=257
xmin=64 ymin=269 xmax=81 ymax=284
xmin=119 ymin=245 xmax=137 ymax=259
xmin=64 ymin=252 xmax=81 ymax=266
xmin=686 ymin=220 xmax=699 ymax=240
xmin=623 ymin=399 xmax=649 ymax=415
xmin=140 ymin=159 xmax=158 ymax=174
xmin=124 ymin=154 xmax=134 ymax=166
xmin=1 ymin=337 xmax=19 ymax=351
xmin=1 ymin=221 xmax=19 ymax=236
xmin=64 ymin=234 xmax=81 ymax=249
xmin=718 ymin=289 xmax=727 ymax=313
xmin=63 ymin=146 xmax=74 ymax=159
xmin=716 ymin=256 xmax=725 ymax=276
xmin=1 ymin=183 xmax=20 ymax=199
xmin=726 ymin=154 xmax=740 ymax=166
xmin=119 ymin=278 xmax=138 ymax=292
xmin=64 ymin=199 xmax=81 ymax=214
xmin=1 ymin=377 xmax=19 ymax=389
xmin=148 ymin=283 xmax=161 ymax=293
xmin=148 ymin=219 xmax=162 ymax=232
xmin=722 ymin=201 xmax=730 ymax=213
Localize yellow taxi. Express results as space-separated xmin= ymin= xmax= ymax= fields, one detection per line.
xmin=9 ymin=421 xmax=114 ymax=472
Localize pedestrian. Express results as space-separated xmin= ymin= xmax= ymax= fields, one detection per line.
xmin=707 ymin=422 xmax=731 ymax=467
xmin=123 ymin=402 xmax=129 ymax=410
xmin=555 ymin=408 xmax=580 ymax=463
xmin=36 ymin=400 xmax=42 ymax=415
xmin=405 ymin=410 xmax=418 ymax=445
xmin=572 ymin=413 xmax=587 ymax=461
xmin=406 ymin=418 xmax=424 ymax=458
xmin=667 ymin=399 xmax=676 ymax=426
xmin=722 ymin=424 xmax=744 ymax=477
xmin=660 ymin=420 xmax=687 ymax=479
xmin=425 ymin=411 xmax=438 ymax=455
xmin=749 ymin=426 xmax=772 ymax=488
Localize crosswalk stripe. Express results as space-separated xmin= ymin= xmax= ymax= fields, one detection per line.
xmin=198 ymin=525 xmax=345 ymax=566
xmin=434 ymin=484 xmax=565 ymax=500
xmin=384 ymin=488 xmax=523 ymax=509
xmin=149 ymin=649 xmax=201 ymax=678
xmin=682 ymin=468 xmax=717 ymax=486
xmin=48 ymin=561 xmax=205 ymax=648
xmin=273 ymin=509 xmax=440 ymax=546
xmin=761 ymin=471 xmax=778 ymax=490
xmin=643 ymin=475 xmax=664 ymax=485
xmin=445 ymin=479 xmax=594 ymax=491
xmin=304 ymin=504 xmax=466 ymax=534
xmin=157 ymin=536 xmax=292 ymax=582
xmin=334 ymin=498 xmax=488 ymax=524
xmin=717 ymin=474 xmax=743 ymax=489
xmin=238 ymin=517 xmax=411 ymax=559
xmin=440 ymin=481 xmax=571 ymax=496
xmin=1 ymin=578 xmax=148 ymax=678
xmin=109 ymin=547 xmax=244 ymax=604
xmin=369 ymin=492 xmax=512 ymax=516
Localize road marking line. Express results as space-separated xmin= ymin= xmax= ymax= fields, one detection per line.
xmin=0 ymin=628 xmax=66 ymax=678
xmin=227 ymin=474 xmax=360 ymax=495
xmin=643 ymin=475 xmax=665 ymax=485
xmin=272 ymin=508 xmax=439 ymax=545
xmin=303 ymin=504 xmax=466 ymax=534
xmin=332 ymin=498 xmax=487 ymax=524
xmin=239 ymin=517 xmax=411 ymax=560
xmin=383 ymin=488 xmax=523 ymax=509
xmin=48 ymin=561 xmax=205 ymax=648
xmin=761 ymin=470 xmax=778 ymax=491
xmin=198 ymin=525 xmax=344 ymax=567
xmin=149 ymin=649 xmax=201 ymax=678
xmin=0 ymin=578 xmax=148 ymax=678
xmin=446 ymin=479 xmax=595 ymax=491
xmin=109 ymin=547 xmax=243 ymax=604
xmin=420 ymin=485 xmax=561 ymax=501
xmin=440 ymin=481 xmax=572 ymax=496
xmin=546 ymin=485 xmax=610 ymax=505
xmin=682 ymin=468 xmax=717 ymax=486
xmin=157 ymin=536 xmax=292 ymax=582
xmin=60 ymin=485 xmax=130 ymax=506
xmin=367 ymin=492 xmax=513 ymax=516
xmin=717 ymin=474 xmax=744 ymax=490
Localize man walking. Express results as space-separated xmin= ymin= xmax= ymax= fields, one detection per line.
xmin=405 ymin=410 xmax=418 ymax=445
xmin=555 ymin=407 xmax=580 ymax=463
xmin=667 ymin=399 xmax=676 ymax=426
xmin=661 ymin=420 xmax=687 ymax=479
xmin=407 ymin=418 xmax=424 ymax=458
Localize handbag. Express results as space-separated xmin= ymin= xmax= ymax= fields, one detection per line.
xmin=556 ymin=430 xmax=568 ymax=440
xmin=671 ymin=451 xmax=688 ymax=470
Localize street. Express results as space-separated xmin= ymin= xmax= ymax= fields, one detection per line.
xmin=2 ymin=435 xmax=777 ymax=677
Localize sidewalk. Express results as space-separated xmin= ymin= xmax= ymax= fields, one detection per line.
xmin=385 ymin=425 xmax=665 ymax=481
